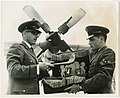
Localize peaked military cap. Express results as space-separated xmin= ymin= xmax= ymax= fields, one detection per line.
xmin=85 ymin=25 xmax=109 ymax=39
xmin=18 ymin=20 xmax=41 ymax=33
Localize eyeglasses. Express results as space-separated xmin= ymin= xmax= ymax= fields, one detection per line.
xmin=30 ymin=31 xmax=41 ymax=37
xmin=26 ymin=30 xmax=41 ymax=37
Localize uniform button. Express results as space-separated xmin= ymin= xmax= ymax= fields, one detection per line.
xmin=30 ymin=60 xmax=33 ymax=62
xmin=23 ymin=90 xmax=25 ymax=92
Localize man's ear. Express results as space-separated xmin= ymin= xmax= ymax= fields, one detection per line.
xmin=22 ymin=30 xmax=27 ymax=36
xmin=99 ymin=36 xmax=104 ymax=42
xmin=22 ymin=31 xmax=28 ymax=39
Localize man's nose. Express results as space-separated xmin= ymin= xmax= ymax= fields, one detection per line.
xmin=35 ymin=34 xmax=40 ymax=38
xmin=89 ymin=41 xmax=91 ymax=45
xmin=36 ymin=36 xmax=39 ymax=38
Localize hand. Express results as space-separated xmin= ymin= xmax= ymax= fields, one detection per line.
xmin=64 ymin=84 xmax=82 ymax=94
xmin=46 ymin=31 xmax=54 ymax=41
xmin=38 ymin=62 xmax=53 ymax=79
xmin=40 ymin=41 xmax=51 ymax=51
xmin=38 ymin=62 xmax=54 ymax=71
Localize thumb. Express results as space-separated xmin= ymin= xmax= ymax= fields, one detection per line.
xmin=47 ymin=63 xmax=54 ymax=67
xmin=44 ymin=62 xmax=54 ymax=67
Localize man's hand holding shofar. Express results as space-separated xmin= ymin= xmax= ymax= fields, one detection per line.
xmin=38 ymin=62 xmax=54 ymax=71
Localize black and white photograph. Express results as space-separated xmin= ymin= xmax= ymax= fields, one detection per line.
xmin=0 ymin=0 xmax=119 ymax=97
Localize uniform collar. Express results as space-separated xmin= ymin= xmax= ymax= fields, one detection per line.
xmin=93 ymin=46 xmax=107 ymax=54
xmin=98 ymin=45 xmax=107 ymax=52
xmin=89 ymin=46 xmax=107 ymax=63
xmin=23 ymin=40 xmax=32 ymax=48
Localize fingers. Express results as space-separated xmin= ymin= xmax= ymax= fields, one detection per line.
xmin=47 ymin=63 xmax=54 ymax=67
xmin=39 ymin=62 xmax=54 ymax=68
xmin=64 ymin=86 xmax=72 ymax=91
xmin=64 ymin=84 xmax=82 ymax=94
xmin=69 ymin=90 xmax=77 ymax=94
xmin=50 ymin=60 xmax=55 ymax=64
xmin=68 ymin=89 xmax=78 ymax=94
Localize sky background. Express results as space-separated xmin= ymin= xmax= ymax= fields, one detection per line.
xmin=2 ymin=0 xmax=118 ymax=52
xmin=1 ymin=0 xmax=119 ymax=96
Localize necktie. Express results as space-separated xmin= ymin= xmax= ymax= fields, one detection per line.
xmin=30 ymin=47 xmax=35 ymax=55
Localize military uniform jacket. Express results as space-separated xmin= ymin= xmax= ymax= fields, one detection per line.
xmin=81 ymin=46 xmax=115 ymax=94
xmin=7 ymin=41 xmax=40 ymax=94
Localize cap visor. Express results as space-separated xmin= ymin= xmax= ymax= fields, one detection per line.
xmin=35 ymin=30 xmax=42 ymax=34
xmin=86 ymin=35 xmax=94 ymax=40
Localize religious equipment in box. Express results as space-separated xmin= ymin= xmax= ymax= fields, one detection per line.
xmin=41 ymin=47 xmax=89 ymax=94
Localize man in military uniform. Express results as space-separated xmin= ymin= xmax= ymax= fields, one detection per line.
xmin=6 ymin=20 xmax=54 ymax=95
xmin=65 ymin=25 xmax=115 ymax=94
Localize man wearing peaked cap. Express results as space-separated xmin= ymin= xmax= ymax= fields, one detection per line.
xmin=18 ymin=20 xmax=42 ymax=46
xmin=6 ymin=20 xmax=53 ymax=95
xmin=85 ymin=25 xmax=110 ymax=51
xmin=18 ymin=19 xmax=41 ymax=34
xmin=66 ymin=25 xmax=115 ymax=94
xmin=85 ymin=25 xmax=109 ymax=40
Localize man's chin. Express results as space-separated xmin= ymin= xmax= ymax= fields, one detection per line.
xmin=91 ymin=48 xmax=96 ymax=51
xmin=31 ymin=42 xmax=36 ymax=45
